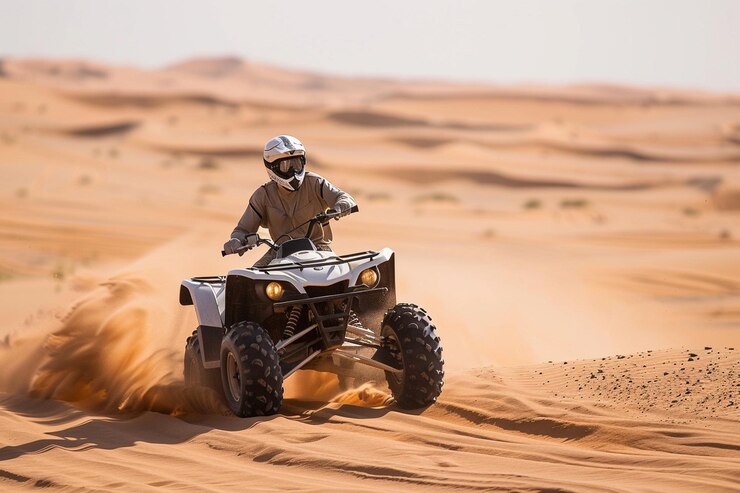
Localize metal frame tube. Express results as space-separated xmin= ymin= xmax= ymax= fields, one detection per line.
xmin=283 ymin=350 xmax=321 ymax=378
xmin=332 ymin=349 xmax=403 ymax=374
xmin=276 ymin=323 xmax=318 ymax=350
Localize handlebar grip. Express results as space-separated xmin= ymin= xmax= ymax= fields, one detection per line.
xmin=221 ymin=250 xmax=227 ymax=257
xmin=349 ymin=205 xmax=359 ymax=214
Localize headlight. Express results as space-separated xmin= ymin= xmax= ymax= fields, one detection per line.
xmin=359 ymin=268 xmax=379 ymax=287
xmin=265 ymin=282 xmax=284 ymax=300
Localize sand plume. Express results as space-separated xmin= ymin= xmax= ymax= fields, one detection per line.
xmin=2 ymin=276 xmax=222 ymax=415
xmin=330 ymin=382 xmax=394 ymax=407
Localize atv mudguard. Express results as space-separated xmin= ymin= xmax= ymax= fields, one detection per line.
xmin=179 ymin=278 xmax=225 ymax=369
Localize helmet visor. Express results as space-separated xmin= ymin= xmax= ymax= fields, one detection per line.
xmin=274 ymin=156 xmax=304 ymax=177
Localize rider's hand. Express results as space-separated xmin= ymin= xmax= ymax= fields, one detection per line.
xmin=225 ymin=234 xmax=259 ymax=256
xmin=244 ymin=234 xmax=259 ymax=248
xmin=335 ymin=200 xmax=353 ymax=218
xmin=223 ymin=238 xmax=243 ymax=255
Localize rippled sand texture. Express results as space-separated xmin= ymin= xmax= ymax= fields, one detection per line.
xmin=0 ymin=58 xmax=738 ymax=491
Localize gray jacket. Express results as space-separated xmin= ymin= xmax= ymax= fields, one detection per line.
xmin=231 ymin=172 xmax=356 ymax=248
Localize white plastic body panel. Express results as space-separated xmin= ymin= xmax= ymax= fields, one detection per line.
xmin=180 ymin=279 xmax=226 ymax=328
xmin=227 ymin=247 xmax=394 ymax=292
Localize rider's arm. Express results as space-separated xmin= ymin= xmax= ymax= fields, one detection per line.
xmin=315 ymin=175 xmax=357 ymax=213
xmin=231 ymin=188 xmax=267 ymax=242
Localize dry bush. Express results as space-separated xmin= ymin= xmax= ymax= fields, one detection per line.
xmin=367 ymin=192 xmax=392 ymax=201
xmin=415 ymin=192 xmax=458 ymax=204
xmin=198 ymin=157 xmax=220 ymax=170
xmin=199 ymin=184 xmax=221 ymax=194
xmin=560 ymin=198 xmax=589 ymax=208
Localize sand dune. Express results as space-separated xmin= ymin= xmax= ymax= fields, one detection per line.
xmin=0 ymin=57 xmax=738 ymax=491
xmin=1 ymin=350 xmax=737 ymax=491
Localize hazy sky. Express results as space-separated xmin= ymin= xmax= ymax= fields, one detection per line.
xmin=1 ymin=0 xmax=738 ymax=91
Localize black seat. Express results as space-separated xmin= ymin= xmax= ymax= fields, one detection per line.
xmin=276 ymin=238 xmax=317 ymax=258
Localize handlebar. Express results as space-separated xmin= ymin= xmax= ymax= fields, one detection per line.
xmin=305 ymin=205 xmax=359 ymax=239
xmin=221 ymin=205 xmax=359 ymax=257
xmin=221 ymin=236 xmax=277 ymax=257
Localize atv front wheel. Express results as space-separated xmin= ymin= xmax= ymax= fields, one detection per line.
xmin=220 ymin=321 xmax=283 ymax=417
xmin=184 ymin=330 xmax=222 ymax=395
xmin=381 ymin=303 xmax=444 ymax=409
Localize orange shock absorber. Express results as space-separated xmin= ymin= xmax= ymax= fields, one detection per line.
xmin=283 ymin=305 xmax=303 ymax=340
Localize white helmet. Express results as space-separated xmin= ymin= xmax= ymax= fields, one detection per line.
xmin=263 ymin=135 xmax=306 ymax=191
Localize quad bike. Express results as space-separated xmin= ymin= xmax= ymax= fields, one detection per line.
xmin=179 ymin=206 xmax=444 ymax=417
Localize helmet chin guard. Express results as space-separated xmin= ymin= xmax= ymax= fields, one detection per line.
xmin=266 ymin=166 xmax=306 ymax=192
xmin=264 ymin=135 xmax=307 ymax=191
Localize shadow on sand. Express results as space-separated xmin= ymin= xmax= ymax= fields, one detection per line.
xmin=0 ymin=391 xmax=409 ymax=463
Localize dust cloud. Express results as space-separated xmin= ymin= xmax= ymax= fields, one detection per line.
xmin=0 ymin=275 xmax=226 ymax=415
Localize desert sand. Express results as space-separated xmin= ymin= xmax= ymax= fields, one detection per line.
xmin=0 ymin=57 xmax=738 ymax=492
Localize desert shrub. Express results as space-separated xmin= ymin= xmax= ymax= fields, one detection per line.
xmin=52 ymin=265 xmax=65 ymax=281
xmin=523 ymin=198 xmax=542 ymax=209
xmin=367 ymin=192 xmax=392 ymax=201
xmin=198 ymin=157 xmax=220 ymax=170
xmin=415 ymin=192 xmax=458 ymax=204
xmin=199 ymin=184 xmax=221 ymax=194
xmin=560 ymin=198 xmax=589 ymax=208
xmin=682 ymin=207 xmax=699 ymax=217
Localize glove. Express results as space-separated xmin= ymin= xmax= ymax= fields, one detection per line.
xmin=225 ymin=234 xmax=259 ymax=256
xmin=223 ymin=238 xmax=244 ymax=255
xmin=244 ymin=234 xmax=259 ymax=248
xmin=331 ymin=201 xmax=353 ymax=219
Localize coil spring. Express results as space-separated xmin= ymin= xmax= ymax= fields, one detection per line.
xmin=282 ymin=305 xmax=303 ymax=340
xmin=348 ymin=310 xmax=363 ymax=329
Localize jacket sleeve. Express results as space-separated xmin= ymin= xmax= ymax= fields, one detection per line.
xmin=231 ymin=188 xmax=266 ymax=241
xmin=316 ymin=175 xmax=357 ymax=213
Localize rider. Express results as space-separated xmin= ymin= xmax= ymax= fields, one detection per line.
xmin=223 ymin=135 xmax=357 ymax=267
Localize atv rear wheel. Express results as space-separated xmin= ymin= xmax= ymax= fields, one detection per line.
xmin=184 ymin=330 xmax=222 ymax=395
xmin=381 ymin=303 xmax=444 ymax=409
xmin=220 ymin=321 xmax=283 ymax=417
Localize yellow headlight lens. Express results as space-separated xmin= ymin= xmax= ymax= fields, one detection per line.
xmin=265 ymin=282 xmax=284 ymax=300
xmin=359 ymin=268 xmax=379 ymax=287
